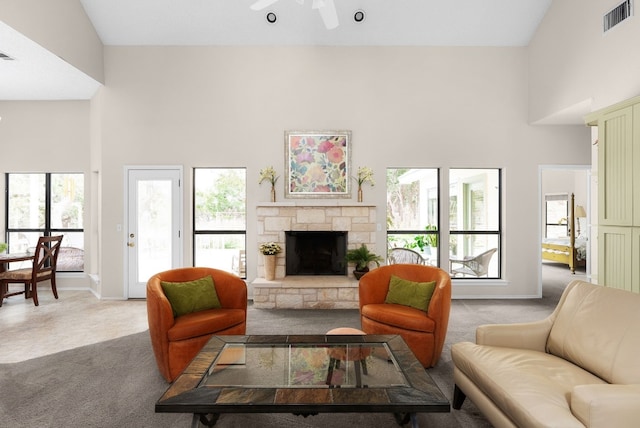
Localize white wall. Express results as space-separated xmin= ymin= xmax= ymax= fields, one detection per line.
xmin=0 ymin=100 xmax=91 ymax=173
xmin=0 ymin=100 xmax=93 ymax=289
xmin=0 ymin=0 xmax=104 ymax=83
xmin=541 ymin=169 xmax=588 ymax=203
xmin=529 ymin=0 xmax=640 ymax=123
xmin=93 ymin=45 xmax=590 ymax=299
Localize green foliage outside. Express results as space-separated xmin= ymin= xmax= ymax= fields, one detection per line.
xmin=194 ymin=169 xmax=246 ymax=252
xmin=195 ymin=169 xmax=246 ymax=230
xmin=386 ymin=168 xmax=438 ymax=252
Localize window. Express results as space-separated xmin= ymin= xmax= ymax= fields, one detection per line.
xmin=5 ymin=173 xmax=85 ymax=272
xmin=386 ymin=168 xmax=501 ymax=279
xmin=545 ymin=194 xmax=569 ymax=238
xmin=193 ymin=168 xmax=246 ymax=277
xmin=449 ymin=169 xmax=501 ymax=278
xmin=386 ymin=168 xmax=440 ymax=266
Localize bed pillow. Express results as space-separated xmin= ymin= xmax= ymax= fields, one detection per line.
xmin=161 ymin=275 xmax=221 ymax=317
xmin=385 ymin=275 xmax=436 ymax=312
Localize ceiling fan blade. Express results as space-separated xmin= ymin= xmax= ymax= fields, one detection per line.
xmin=317 ymin=0 xmax=338 ymax=29
xmin=250 ymin=0 xmax=280 ymax=11
xmin=311 ymin=0 xmax=325 ymax=9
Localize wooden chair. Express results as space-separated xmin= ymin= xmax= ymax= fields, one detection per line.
xmin=387 ymin=248 xmax=425 ymax=265
xmin=0 ymin=235 xmax=64 ymax=306
xmin=449 ymin=248 xmax=497 ymax=277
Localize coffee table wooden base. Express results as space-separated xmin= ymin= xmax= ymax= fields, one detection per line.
xmin=192 ymin=411 xmax=417 ymax=427
xmin=192 ymin=413 xmax=219 ymax=427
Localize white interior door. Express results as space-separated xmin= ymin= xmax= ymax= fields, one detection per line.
xmin=126 ymin=167 xmax=183 ymax=298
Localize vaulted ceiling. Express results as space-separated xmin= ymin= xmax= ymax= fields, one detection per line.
xmin=0 ymin=0 xmax=553 ymax=100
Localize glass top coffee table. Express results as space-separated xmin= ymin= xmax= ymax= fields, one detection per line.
xmin=156 ymin=334 xmax=449 ymax=427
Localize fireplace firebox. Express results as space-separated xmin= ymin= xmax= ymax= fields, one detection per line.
xmin=285 ymin=231 xmax=347 ymax=276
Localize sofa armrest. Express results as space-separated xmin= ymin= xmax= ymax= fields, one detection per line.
xmin=571 ymin=384 xmax=640 ymax=428
xmin=476 ymin=317 xmax=553 ymax=352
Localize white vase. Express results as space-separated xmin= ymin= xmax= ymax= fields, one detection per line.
xmin=264 ymin=254 xmax=276 ymax=280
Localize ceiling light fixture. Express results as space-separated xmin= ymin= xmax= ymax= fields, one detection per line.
xmin=354 ymin=10 xmax=365 ymax=23
xmin=251 ymin=0 xmax=338 ymax=30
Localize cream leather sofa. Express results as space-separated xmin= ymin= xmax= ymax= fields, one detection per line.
xmin=451 ymin=280 xmax=640 ymax=428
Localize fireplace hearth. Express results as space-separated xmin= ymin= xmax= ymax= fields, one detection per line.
xmin=285 ymin=231 xmax=347 ymax=275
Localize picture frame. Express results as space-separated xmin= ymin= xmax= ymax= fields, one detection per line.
xmin=285 ymin=130 xmax=352 ymax=199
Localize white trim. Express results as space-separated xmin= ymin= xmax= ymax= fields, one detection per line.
xmin=123 ymin=165 xmax=184 ymax=299
xmin=538 ymin=164 xmax=591 ymax=297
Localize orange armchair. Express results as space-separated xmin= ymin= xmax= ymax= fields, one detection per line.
xmin=146 ymin=267 xmax=247 ymax=382
xmin=359 ymin=264 xmax=451 ymax=368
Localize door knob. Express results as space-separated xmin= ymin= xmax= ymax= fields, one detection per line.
xmin=127 ymin=242 xmax=135 ymax=247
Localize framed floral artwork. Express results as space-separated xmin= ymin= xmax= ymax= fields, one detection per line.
xmin=285 ymin=130 xmax=352 ymax=198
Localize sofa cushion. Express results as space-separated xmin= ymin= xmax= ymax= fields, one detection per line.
xmin=547 ymin=281 xmax=640 ymax=384
xmin=384 ymin=275 xmax=436 ymax=312
xmin=452 ymin=342 xmax=606 ymax=428
xmin=571 ymin=384 xmax=640 ymax=427
xmin=161 ymin=275 xmax=221 ymax=318
xmin=361 ymin=303 xmax=435 ymax=333
xmin=167 ymin=308 xmax=246 ymax=341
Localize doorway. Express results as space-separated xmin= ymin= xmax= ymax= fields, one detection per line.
xmin=539 ymin=165 xmax=590 ymax=295
xmin=125 ymin=166 xmax=183 ymax=298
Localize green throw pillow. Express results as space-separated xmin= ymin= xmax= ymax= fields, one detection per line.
xmin=384 ymin=275 xmax=436 ymax=312
xmin=161 ymin=275 xmax=221 ymax=318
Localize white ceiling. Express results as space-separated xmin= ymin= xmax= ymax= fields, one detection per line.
xmin=0 ymin=0 xmax=553 ymax=102
xmin=82 ymin=0 xmax=552 ymax=47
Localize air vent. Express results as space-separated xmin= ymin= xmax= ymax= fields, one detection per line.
xmin=604 ymin=0 xmax=633 ymax=32
xmin=0 ymin=51 xmax=14 ymax=60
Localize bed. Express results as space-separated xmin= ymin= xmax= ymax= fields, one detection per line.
xmin=541 ymin=194 xmax=586 ymax=273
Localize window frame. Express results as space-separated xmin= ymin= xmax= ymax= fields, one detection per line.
xmin=544 ymin=194 xmax=569 ymax=238
xmin=192 ymin=167 xmax=247 ymax=278
xmin=385 ymin=167 xmax=503 ymax=279
xmin=448 ymin=168 xmax=502 ymax=279
xmin=5 ymin=172 xmax=85 ymax=272
xmin=386 ymin=168 xmax=441 ymax=266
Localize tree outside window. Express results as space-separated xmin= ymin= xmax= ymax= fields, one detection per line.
xmin=193 ymin=168 xmax=246 ymax=277
xmin=386 ymin=168 xmax=439 ymax=266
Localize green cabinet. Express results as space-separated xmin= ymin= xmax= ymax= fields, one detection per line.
xmin=598 ymin=226 xmax=633 ymax=292
xmin=586 ymin=97 xmax=640 ymax=292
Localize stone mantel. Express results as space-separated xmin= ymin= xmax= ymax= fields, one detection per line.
xmin=256 ymin=203 xmax=378 ymax=269
xmin=256 ymin=202 xmax=376 ymax=208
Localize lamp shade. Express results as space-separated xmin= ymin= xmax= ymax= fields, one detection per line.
xmin=574 ymin=205 xmax=587 ymax=218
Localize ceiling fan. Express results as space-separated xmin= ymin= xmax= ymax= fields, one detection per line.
xmin=250 ymin=0 xmax=339 ymax=30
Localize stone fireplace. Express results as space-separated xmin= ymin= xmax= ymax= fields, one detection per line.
xmin=253 ymin=202 xmax=377 ymax=309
